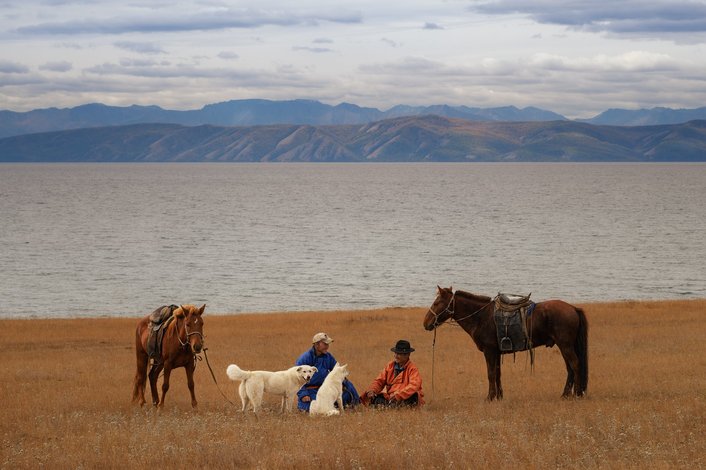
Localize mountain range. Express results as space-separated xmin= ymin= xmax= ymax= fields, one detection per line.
xmin=2 ymin=99 xmax=706 ymax=139
xmin=2 ymin=115 xmax=705 ymax=162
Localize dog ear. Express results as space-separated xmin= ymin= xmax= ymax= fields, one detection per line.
xmin=296 ymin=366 xmax=303 ymax=372
xmin=312 ymin=367 xmax=318 ymax=373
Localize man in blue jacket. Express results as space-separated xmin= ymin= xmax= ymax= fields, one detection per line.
xmin=295 ymin=332 xmax=360 ymax=412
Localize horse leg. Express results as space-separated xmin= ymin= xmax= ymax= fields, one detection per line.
xmin=563 ymin=360 xmax=575 ymax=397
xmin=483 ymin=350 xmax=500 ymax=400
xmin=185 ymin=361 xmax=198 ymax=408
xmin=132 ymin=348 xmax=149 ymax=406
xmin=159 ymin=365 xmax=172 ymax=407
xmin=496 ymin=357 xmax=503 ymax=400
xmin=558 ymin=344 xmax=580 ymax=398
xmin=148 ymin=363 xmax=163 ymax=406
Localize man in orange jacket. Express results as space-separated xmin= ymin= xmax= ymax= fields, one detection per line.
xmin=361 ymin=339 xmax=425 ymax=407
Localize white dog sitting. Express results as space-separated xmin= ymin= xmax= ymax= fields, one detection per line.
xmin=226 ymin=363 xmax=317 ymax=413
xmin=309 ymin=363 xmax=349 ymax=417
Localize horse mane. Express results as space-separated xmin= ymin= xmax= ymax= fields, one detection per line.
xmin=174 ymin=304 xmax=196 ymax=317
xmin=455 ymin=290 xmax=492 ymax=303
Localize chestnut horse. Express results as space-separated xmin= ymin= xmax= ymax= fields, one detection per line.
xmin=132 ymin=304 xmax=206 ymax=408
xmin=423 ymin=287 xmax=588 ymax=400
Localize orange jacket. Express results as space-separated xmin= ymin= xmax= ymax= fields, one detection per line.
xmin=362 ymin=360 xmax=425 ymax=405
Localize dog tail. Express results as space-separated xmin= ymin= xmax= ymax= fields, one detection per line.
xmin=226 ymin=364 xmax=251 ymax=382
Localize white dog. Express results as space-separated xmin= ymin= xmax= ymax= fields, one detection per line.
xmin=226 ymin=363 xmax=317 ymax=413
xmin=309 ymin=362 xmax=349 ymax=417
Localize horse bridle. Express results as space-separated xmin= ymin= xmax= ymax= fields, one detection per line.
xmin=428 ymin=291 xmax=494 ymax=327
xmin=177 ymin=315 xmax=204 ymax=350
xmin=427 ymin=292 xmax=456 ymax=328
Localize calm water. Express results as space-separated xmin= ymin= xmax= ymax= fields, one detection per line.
xmin=1 ymin=163 xmax=704 ymax=318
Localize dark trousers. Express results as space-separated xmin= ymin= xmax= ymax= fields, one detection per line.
xmin=370 ymin=393 xmax=419 ymax=408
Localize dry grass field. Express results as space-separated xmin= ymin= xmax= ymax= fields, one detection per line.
xmin=1 ymin=299 xmax=705 ymax=469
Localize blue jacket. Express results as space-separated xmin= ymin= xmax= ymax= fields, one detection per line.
xmin=295 ymin=348 xmax=360 ymax=411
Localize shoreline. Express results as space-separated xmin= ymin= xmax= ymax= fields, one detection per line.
xmin=2 ymin=297 xmax=704 ymax=322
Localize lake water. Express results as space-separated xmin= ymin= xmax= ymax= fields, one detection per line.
xmin=1 ymin=163 xmax=704 ymax=319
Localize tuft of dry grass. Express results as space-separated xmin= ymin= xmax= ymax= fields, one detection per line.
xmin=1 ymin=300 xmax=705 ymax=469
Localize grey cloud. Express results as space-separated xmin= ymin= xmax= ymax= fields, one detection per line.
xmin=218 ymin=51 xmax=239 ymax=60
xmin=292 ymin=46 xmax=333 ymax=53
xmin=0 ymin=60 xmax=30 ymax=73
xmin=355 ymin=53 xmax=706 ymax=116
xmin=471 ymin=0 xmax=706 ymax=36
xmin=423 ymin=22 xmax=443 ymax=30
xmin=118 ymin=58 xmax=168 ymax=67
xmin=114 ymin=41 xmax=166 ymax=54
xmin=16 ymin=9 xmax=362 ymax=35
xmin=82 ymin=61 xmax=320 ymax=88
xmin=39 ymin=61 xmax=73 ymax=72
xmin=57 ymin=42 xmax=85 ymax=49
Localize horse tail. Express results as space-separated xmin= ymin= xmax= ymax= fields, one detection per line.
xmin=574 ymin=307 xmax=589 ymax=395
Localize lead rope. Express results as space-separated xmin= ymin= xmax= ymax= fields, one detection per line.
xmin=431 ymin=327 xmax=437 ymax=404
xmin=202 ymin=348 xmax=237 ymax=406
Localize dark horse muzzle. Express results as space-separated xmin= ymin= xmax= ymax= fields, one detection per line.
xmin=188 ymin=332 xmax=204 ymax=353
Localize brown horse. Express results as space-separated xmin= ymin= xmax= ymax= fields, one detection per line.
xmin=423 ymin=286 xmax=588 ymax=400
xmin=132 ymin=304 xmax=206 ymax=408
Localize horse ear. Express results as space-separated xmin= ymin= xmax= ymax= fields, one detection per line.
xmin=437 ymin=285 xmax=442 ymax=292
xmin=175 ymin=305 xmax=185 ymax=318
xmin=198 ymin=304 xmax=206 ymax=315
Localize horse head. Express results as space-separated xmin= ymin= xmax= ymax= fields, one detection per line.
xmin=423 ymin=285 xmax=455 ymax=331
xmin=176 ymin=304 xmax=206 ymax=353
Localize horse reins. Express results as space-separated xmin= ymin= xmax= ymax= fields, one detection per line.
xmin=201 ymin=348 xmax=237 ymax=406
xmin=427 ymin=292 xmax=493 ymax=404
xmin=172 ymin=316 xmax=236 ymax=406
xmin=426 ymin=292 xmax=456 ymax=404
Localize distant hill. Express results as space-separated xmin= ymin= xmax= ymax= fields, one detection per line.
xmin=0 ymin=100 xmax=565 ymax=138
xmin=2 ymin=116 xmax=705 ymax=162
xmin=580 ymin=107 xmax=706 ymax=126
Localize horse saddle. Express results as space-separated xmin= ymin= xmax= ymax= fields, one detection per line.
xmin=494 ymin=293 xmax=534 ymax=353
xmin=147 ymin=305 xmax=178 ymax=362
xmin=497 ymin=292 xmax=532 ymax=309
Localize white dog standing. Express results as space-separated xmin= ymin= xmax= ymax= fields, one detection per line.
xmin=309 ymin=362 xmax=349 ymax=417
xmin=226 ymin=364 xmax=317 ymax=413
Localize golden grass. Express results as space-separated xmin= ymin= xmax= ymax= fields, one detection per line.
xmin=1 ymin=300 xmax=705 ymax=469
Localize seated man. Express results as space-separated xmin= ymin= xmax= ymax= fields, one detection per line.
xmin=296 ymin=332 xmax=360 ymax=412
xmin=361 ymin=339 xmax=425 ymax=408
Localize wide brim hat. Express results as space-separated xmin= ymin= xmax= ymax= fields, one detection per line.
xmin=312 ymin=332 xmax=333 ymax=344
xmin=391 ymin=339 xmax=415 ymax=354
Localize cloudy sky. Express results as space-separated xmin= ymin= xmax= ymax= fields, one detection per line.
xmin=2 ymin=0 xmax=706 ymax=118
